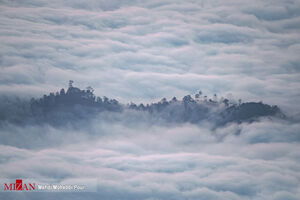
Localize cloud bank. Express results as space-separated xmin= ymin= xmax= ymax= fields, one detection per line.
xmin=0 ymin=116 xmax=300 ymax=199
xmin=0 ymin=85 xmax=298 ymax=199
xmin=1 ymin=0 xmax=300 ymax=199
xmin=0 ymin=0 xmax=300 ymax=113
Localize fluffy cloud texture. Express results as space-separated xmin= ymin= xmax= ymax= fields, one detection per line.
xmin=0 ymin=0 xmax=300 ymax=112
xmin=0 ymin=117 xmax=300 ymax=199
xmin=1 ymin=0 xmax=300 ymax=200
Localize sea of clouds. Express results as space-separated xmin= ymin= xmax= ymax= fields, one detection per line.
xmin=0 ymin=0 xmax=300 ymax=199
xmin=0 ymin=0 xmax=300 ymax=112
xmin=0 ymin=113 xmax=300 ymax=199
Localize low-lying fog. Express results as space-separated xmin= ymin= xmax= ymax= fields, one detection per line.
xmin=0 ymin=106 xmax=299 ymax=200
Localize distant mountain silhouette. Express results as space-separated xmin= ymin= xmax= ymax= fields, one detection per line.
xmin=26 ymin=81 xmax=285 ymax=126
xmin=219 ymin=102 xmax=283 ymax=124
xmin=29 ymin=81 xmax=122 ymax=124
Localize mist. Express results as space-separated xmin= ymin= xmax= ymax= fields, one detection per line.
xmin=1 ymin=0 xmax=300 ymax=199
xmin=0 ymin=88 xmax=299 ymax=199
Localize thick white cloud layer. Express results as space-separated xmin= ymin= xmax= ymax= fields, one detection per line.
xmin=1 ymin=0 xmax=300 ymax=199
xmin=0 ymin=0 xmax=300 ymax=113
xmin=0 ymin=117 xmax=300 ymax=199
